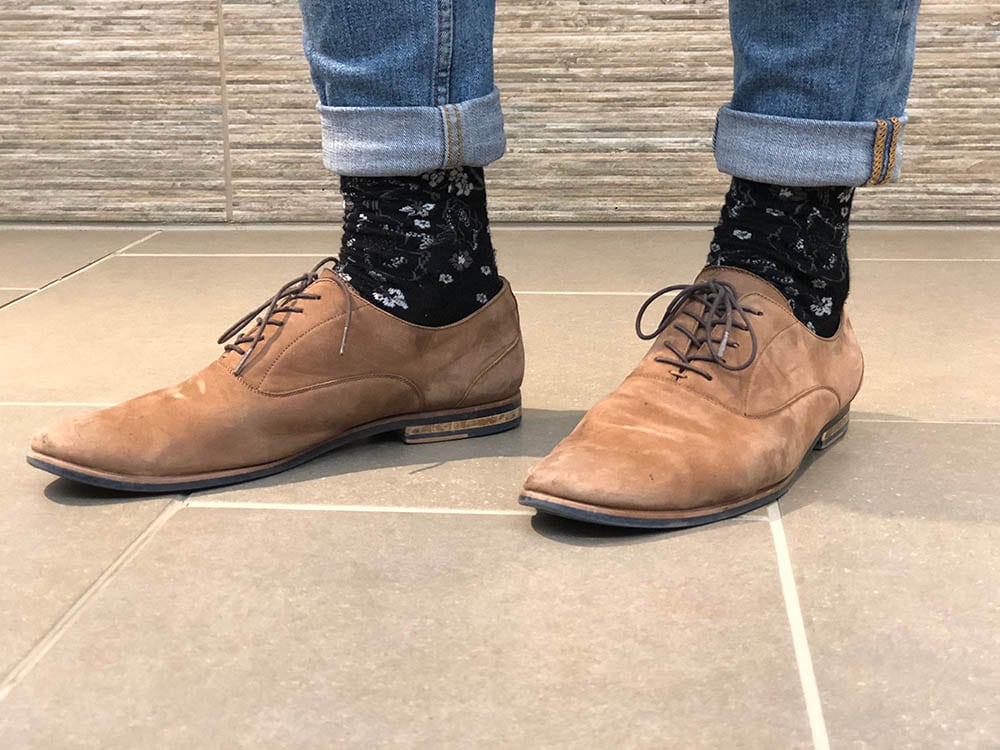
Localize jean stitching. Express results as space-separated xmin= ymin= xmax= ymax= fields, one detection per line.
xmin=434 ymin=0 xmax=454 ymax=105
xmin=441 ymin=105 xmax=454 ymax=168
xmin=879 ymin=117 xmax=903 ymax=185
xmin=865 ymin=119 xmax=889 ymax=186
xmin=454 ymin=106 xmax=465 ymax=166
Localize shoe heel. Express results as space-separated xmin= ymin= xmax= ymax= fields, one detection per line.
xmin=814 ymin=407 xmax=850 ymax=451
xmin=400 ymin=395 xmax=522 ymax=444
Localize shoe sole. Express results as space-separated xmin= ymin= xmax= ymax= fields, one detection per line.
xmin=518 ymin=405 xmax=851 ymax=529
xmin=26 ymin=394 xmax=522 ymax=494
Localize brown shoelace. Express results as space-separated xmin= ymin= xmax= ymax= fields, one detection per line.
xmin=218 ymin=256 xmax=353 ymax=376
xmin=635 ymin=279 xmax=762 ymax=381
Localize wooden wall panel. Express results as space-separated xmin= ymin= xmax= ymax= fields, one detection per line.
xmin=0 ymin=0 xmax=227 ymax=221
xmin=0 ymin=0 xmax=996 ymax=223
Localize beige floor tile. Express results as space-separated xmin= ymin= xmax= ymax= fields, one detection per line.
xmin=0 ymin=255 xmax=312 ymax=402
xmin=0 ymin=508 xmax=810 ymax=748
xmin=779 ymin=421 xmax=1000 ymax=748
xmin=123 ymin=226 xmax=335 ymax=255
xmin=0 ymin=228 xmax=150 ymax=289
xmin=849 ymin=261 xmax=1000 ymax=421
xmin=495 ymin=226 xmax=709 ymax=291
xmin=0 ymin=407 xmax=171 ymax=677
xmin=192 ymin=406 xmax=583 ymax=509
xmin=2 ymin=250 xmax=998 ymax=422
xmin=850 ymin=226 xmax=1000 ymax=259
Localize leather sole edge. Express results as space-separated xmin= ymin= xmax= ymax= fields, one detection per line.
xmin=518 ymin=405 xmax=851 ymax=529
xmin=26 ymin=394 xmax=522 ymax=494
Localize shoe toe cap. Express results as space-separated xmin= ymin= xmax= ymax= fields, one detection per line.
xmin=30 ymin=417 xmax=105 ymax=464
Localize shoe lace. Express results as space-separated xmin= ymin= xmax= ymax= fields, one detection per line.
xmin=217 ymin=256 xmax=353 ymax=376
xmin=634 ymin=279 xmax=762 ymax=381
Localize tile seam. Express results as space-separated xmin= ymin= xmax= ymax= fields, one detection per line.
xmin=853 ymin=258 xmax=1000 ymax=262
xmin=185 ymin=499 xmax=535 ymax=515
xmin=0 ymin=231 xmax=162 ymax=312
xmin=2 ymin=222 xmax=1000 ymax=231
xmin=767 ymin=502 xmax=830 ymax=750
xmin=1 ymin=405 xmax=999 ymax=427
xmin=0 ymin=499 xmax=185 ymax=703
xmin=103 ymin=253 xmax=1000 ymax=264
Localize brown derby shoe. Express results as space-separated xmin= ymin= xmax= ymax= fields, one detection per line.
xmin=28 ymin=257 xmax=524 ymax=492
xmin=520 ymin=265 xmax=863 ymax=528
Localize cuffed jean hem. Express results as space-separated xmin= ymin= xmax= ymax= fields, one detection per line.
xmin=713 ymin=105 xmax=907 ymax=187
xmin=317 ymin=87 xmax=506 ymax=176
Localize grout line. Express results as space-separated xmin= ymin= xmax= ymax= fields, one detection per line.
xmin=0 ymin=287 xmax=36 ymax=291
xmin=517 ymin=290 xmax=655 ymax=296
xmin=108 ymin=231 xmax=165 ymax=255
xmin=0 ymin=499 xmax=184 ymax=703
xmin=3 ymin=221 xmax=1000 ymax=231
xmin=1 ymin=403 xmax=998 ymax=426
xmin=850 ymin=418 xmax=1000 ymax=425
xmin=123 ymin=253 xmax=325 ymax=258
xmin=215 ymin=0 xmax=234 ymax=222
xmin=95 ymin=252 xmax=1000 ymax=264
xmin=185 ymin=499 xmax=534 ymax=516
xmin=0 ymin=231 xmax=162 ymax=311
xmin=767 ymin=503 xmax=830 ymax=750
xmin=853 ymin=258 xmax=1000 ymax=262
xmin=0 ymin=402 xmax=116 ymax=408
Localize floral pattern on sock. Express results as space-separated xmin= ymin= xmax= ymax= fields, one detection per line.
xmin=707 ymin=178 xmax=854 ymax=337
xmin=338 ymin=166 xmax=501 ymax=326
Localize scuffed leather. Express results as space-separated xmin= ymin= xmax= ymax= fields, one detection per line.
xmin=523 ymin=266 xmax=863 ymax=513
xmin=31 ymin=277 xmax=524 ymax=476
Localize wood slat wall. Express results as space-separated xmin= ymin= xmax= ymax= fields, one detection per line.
xmin=0 ymin=0 xmax=997 ymax=223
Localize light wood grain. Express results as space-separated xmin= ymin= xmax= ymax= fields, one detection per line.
xmin=0 ymin=0 xmax=996 ymax=223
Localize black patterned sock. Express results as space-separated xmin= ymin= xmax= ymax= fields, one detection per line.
xmin=707 ymin=177 xmax=854 ymax=337
xmin=337 ymin=167 xmax=502 ymax=326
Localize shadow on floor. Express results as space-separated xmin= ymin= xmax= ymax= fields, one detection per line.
xmin=42 ymin=407 xmax=587 ymax=506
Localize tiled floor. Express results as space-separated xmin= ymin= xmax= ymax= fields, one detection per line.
xmin=1 ymin=224 xmax=998 ymax=748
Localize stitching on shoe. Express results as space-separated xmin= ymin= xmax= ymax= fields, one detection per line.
xmin=250 ymin=372 xmax=423 ymax=403
xmin=256 ymin=304 xmax=349 ymax=387
xmin=459 ymin=336 xmax=522 ymax=406
xmin=629 ymin=370 xmax=840 ymax=420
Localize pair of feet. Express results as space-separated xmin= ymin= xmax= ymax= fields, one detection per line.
xmin=27 ymin=260 xmax=863 ymax=529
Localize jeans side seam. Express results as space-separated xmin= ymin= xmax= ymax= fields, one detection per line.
xmin=865 ymin=119 xmax=890 ymax=186
xmin=881 ymin=117 xmax=903 ymax=185
xmin=454 ymin=105 xmax=465 ymax=165
xmin=434 ymin=0 xmax=454 ymax=105
xmin=864 ymin=117 xmax=904 ymax=186
xmin=441 ymin=105 xmax=452 ymax=168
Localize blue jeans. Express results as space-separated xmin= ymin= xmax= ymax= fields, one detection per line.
xmin=299 ymin=0 xmax=919 ymax=186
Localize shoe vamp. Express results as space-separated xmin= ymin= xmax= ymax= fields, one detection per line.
xmin=32 ymin=361 xmax=422 ymax=477
xmin=525 ymin=377 xmax=837 ymax=512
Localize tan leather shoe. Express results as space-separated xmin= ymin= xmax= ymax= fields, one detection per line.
xmin=520 ymin=265 xmax=862 ymax=528
xmin=28 ymin=258 xmax=524 ymax=492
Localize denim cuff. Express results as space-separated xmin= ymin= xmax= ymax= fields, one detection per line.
xmin=713 ymin=104 xmax=907 ymax=187
xmin=317 ymin=87 xmax=506 ymax=176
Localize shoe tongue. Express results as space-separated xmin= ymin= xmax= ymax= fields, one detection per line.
xmin=644 ymin=265 xmax=783 ymax=364
xmin=692 ymin=265 xmax=792 ymax=314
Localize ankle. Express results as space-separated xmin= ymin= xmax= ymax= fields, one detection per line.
xmin=338 ymin=167 xmax=501 ymax=326
xmin=707 ymin=177 xmax=853 ymax=337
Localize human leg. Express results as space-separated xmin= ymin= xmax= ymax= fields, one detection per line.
xmin=299 ymin=0 xmax=506 ymax=325
xmin=709 ymin=0 xmax=920 ymax=335
xmin=27 ymin=1 xmax=523 ymax=491
xmin=520 ymin=0 xmax=921 ymax=527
